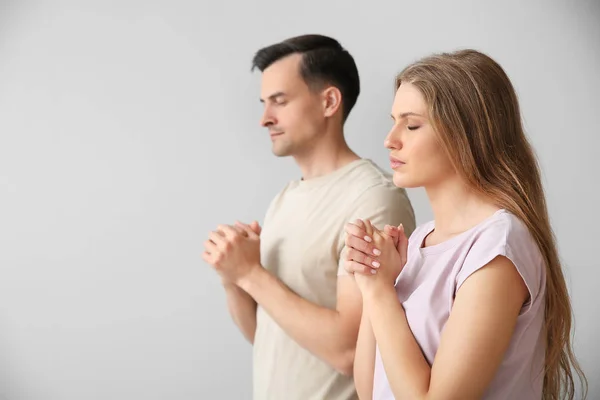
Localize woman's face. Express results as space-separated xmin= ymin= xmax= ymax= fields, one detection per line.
xmin=385 ymin=82 xmax=456 ymax=189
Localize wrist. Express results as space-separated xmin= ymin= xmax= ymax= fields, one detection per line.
xmin=362 ymin=281 xmax=397 ymax=307
xmin=221 ymin=278 xmax=238 ymax=291
xmin=236 ymin=263 xmax=264 ymax=292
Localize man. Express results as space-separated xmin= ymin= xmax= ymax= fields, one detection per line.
xmin=202 ymin=34 xmax=416 ymax=400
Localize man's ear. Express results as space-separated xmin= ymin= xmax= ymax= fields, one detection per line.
xmin=322 ymin=86 xmax=343 ymax=118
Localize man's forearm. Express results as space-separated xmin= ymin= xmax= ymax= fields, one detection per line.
xmin=223 ymin=281 xmax=257 ymax=344
xmin=238 ymin=265 xmax=357 ymax=374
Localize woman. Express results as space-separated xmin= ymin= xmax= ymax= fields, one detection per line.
xmin=343 ymin=49 xmax=587 ymax=399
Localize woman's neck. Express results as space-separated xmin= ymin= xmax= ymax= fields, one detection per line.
xmin=425 ymin=176 xmax=500 ymax=237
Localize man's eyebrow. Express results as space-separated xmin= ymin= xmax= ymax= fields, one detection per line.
xmin=260 ymin=91 xmax=286 ymax=103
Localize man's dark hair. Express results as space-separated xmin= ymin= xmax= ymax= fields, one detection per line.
xmin=251 ymin=34 xmax=360 ymax=122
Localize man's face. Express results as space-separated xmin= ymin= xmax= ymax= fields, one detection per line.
xmin=259 ymin=54 xmax=325 ymax=157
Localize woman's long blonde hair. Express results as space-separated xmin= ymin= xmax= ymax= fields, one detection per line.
xmin=395 ymin=49 xmax=587 ymax=399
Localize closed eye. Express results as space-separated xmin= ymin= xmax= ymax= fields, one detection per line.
xmin=407 ymin=126 xmax=420 ymax=131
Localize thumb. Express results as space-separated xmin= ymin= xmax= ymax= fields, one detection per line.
xmin=397 ymin=224 xmax=409 ymax=266
xmin=384 ymin=224 xmax=400 ymax=247
xmin=250 ymin=220 xmax=262 ymax=235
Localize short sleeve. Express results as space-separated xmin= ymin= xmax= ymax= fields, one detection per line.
xmin=455 ymin=215 xmax=545 ymax=314
xmin=337 ymin=184 xmax=416 ymax=276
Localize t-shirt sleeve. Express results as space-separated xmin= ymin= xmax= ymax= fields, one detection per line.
xmin=337 ymin=184 xmax=416 ymax=277
xmin=455 ymin=217 xmax=545 ymax=314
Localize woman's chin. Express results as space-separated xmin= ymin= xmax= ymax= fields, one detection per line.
xmin=392 ymin=172 xmax=419 ymax=189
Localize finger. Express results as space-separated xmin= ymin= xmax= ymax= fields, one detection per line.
xmin=366 ymin=221 xmax=386 ymax=245
xmin=201 ymin=251 xmax=213 ymax=264
xmin=209 ymin=228 xmax=225 ymax=239
xmin=232 ymin=221 xmax=248 ymax=237
xmin=230 ymin=223 xmax=249 ymax=237
xmin=204 ymin=239 xmax=218 ymax=254
xmin=235 ymin=221 xmax=259 ymax=239
xmin=217 ymin=224 xmax=239 ymax=240
xmin=398 ymin=223 xmax=409 ymax=266
xmin=345 ymin=221 xmax=372 ymax=243
xmin=345 ymin=234 xmax=381 ymax=257
xmin=345 ymin=260 xmax=377 ymax=275
xmin=363 ymin=219 xmax=374 ymax=238
xmin=370 ymin=221 xmax=388 ymax=238
xmin=208 ymin=231 xmax=226 ymax=248
xmin=373 ymin=226 xmax=390 ymax=240
xmin=364 ymin=220 xmax=386 ymax=241
xmin=384 ymin=224 xmax=400 ymax=238
xmin=347 ymin=248 xmax=381 ymax=269
xmin=384 ymin=225 xmax=400 ymax=247
xmin=235 ymin=220 xmax=261 ymax=236
xmin=250 ymin=220 xmax=262 ymax=235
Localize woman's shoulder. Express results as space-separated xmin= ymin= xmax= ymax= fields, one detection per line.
xmin=471 ymin=209 xmax=538 ymax=253
xmin=406 ymin=209 xmax=542 ymax=262
xmin=458 ymin=209 xmax=546 ymax=307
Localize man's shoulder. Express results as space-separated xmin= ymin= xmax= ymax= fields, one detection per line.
xmin=340 ymin=159 xmax=408 ymax=202
xmin=339 ymin=160 xmax=416 ymax=232
xmin=342 ymin=158 xmax=394 ymax=184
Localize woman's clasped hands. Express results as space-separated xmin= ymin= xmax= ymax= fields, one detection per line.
xmin=343 ymin=219 xmax=409 ymax=296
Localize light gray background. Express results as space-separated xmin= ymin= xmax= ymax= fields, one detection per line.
xmin=0 ymin=1 xmax=598 ymax=399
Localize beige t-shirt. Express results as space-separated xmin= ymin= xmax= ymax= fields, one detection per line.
xmin=253 ymin=159 xmax=416 ymax=400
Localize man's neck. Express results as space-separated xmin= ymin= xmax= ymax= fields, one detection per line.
xmin=294 ymin=134 xmax=360 ymax=181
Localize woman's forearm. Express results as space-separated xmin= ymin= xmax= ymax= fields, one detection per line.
xmin=364 ymin=284 xmax=432 ymax=400
xmin=354 ymin=301 xmax=376 ymax=399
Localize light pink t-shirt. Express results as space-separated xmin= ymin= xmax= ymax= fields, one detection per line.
xmin=372 ymin=209 xmax=546 ymax=399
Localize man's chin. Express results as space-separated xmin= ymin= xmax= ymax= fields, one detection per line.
xmin=271 ymin=146 xmax=292 ymax=157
